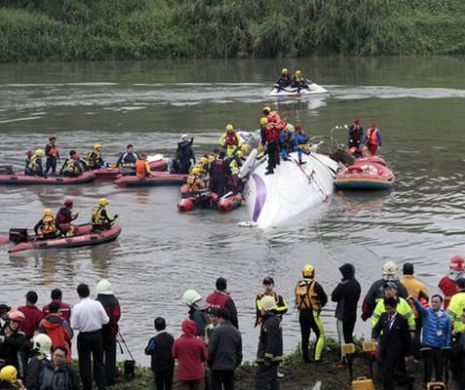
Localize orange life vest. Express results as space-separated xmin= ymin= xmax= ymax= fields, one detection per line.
xmin=263 ymin=123 xmax=280 ymax=142
xmin=267 ymin=111 xmax=286 ymax=131
xmin=366 ymin=128 xmax=379 ymax=145
xmin=135 ymin=159 xmax=149 ymax=178
xmin=47 ymin=144 xmax=59 ymax=157
xmin=295 ymin=280 xmax=321 ymax=311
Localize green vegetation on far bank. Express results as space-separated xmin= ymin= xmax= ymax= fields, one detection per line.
xmin=2 ymin=0 xmax=465 ymax=62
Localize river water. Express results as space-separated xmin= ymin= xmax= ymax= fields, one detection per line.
xmin=0 ymin=57 xmax=464 ymax=364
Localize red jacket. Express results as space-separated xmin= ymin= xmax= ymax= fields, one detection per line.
xmin=206 ymin=291 xmax=229 ymax=309
xmin=37 ymin=314 xmax=73 ymax=362
xmin=17 ymin=304 xmax=44 ymax=339
xmin=42 ymin=300 xmax=71 ymax=322
xmin=172 ymin=319 xmax=207 ymax=381
xmin=438 ymin=276 xmax=457 ymax=309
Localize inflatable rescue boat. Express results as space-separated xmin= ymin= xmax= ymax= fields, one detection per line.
xmin=0 ymin=171 xmax=96 ymax=185
xmin=114 ymin=172 xmax=187 ymax=187
xmin=94 ymin=158 xmax=168 ymax=180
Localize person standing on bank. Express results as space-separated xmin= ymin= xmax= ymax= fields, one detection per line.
xmin=331 ymin=263 xmax=361 ymax=368
xmin=96 ymin=279 xmax=121 ymax=387
xmin=71 ymin=283 xmax=109 ymax=390
xmin=206 ymin=278 xmax=239 ymax=329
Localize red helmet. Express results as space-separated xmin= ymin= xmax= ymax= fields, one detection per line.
xmin=64 ymin=199 xmax=73 ymax=207
xmin=450 ymin=255 xmax=465 ymax=271
xmin=8 ymin=310 xmax=25 ymax=322
xmin=48 ymin=134 xmax=56 ymax=140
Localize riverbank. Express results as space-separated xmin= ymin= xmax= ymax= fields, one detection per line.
xmin=110 ymin=340 xmax=426 ymax=390
xmin=2 ymin=0 xmax=465 ymax=62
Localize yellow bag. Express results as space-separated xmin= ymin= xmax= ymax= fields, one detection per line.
xmin=351 ymin=377 xmax=375 ymax=390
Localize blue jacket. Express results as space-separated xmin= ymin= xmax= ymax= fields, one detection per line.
xmin=414 ymin=299 xmax=451 ymax=348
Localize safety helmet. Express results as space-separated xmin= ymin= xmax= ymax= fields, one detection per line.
xmin=93 ymin=143 xmax=102 ymax=150
xmin=200 ymin=156 xmax=209 ymax=165
xmin=382 ymin=261 xmax=397 ymax=275
xmin=282 ymin=68 xmax=288 ymax=73
xmin=96 ymin=279 xmax=113 ymax=295
xmin=192 ymin=167 xmax=201 ymax=176
xmin=98 ymin=198 xmax=109 ymax=206
xmin=302 ymin=264 xmax=314 ymax=278
xmin=182 ymin=289 xmax=202 ymax=306
xmin=35 ymin=148 xmax=45 ymax=157
xmin=450 ymin=255 xmax=465 ymax=271
xmin=43 ymin=208 xmax=53 ymax=217
xmin=263 ymin=106 xmax=271 ymax=114
xmin=226 ymin=124 xmax=234 ymax=132
xmin=8 ymin=309 xmax=25 ymax=322
xmin=295 ymin=70 xmax=301 ymax=76
xmin=240 ymin=144 xmax=249 ymax=153
xmin=48 ymin=134 xmax=56 ymax=140
xmin=32 ymin=333 xmax=52 ymax=355
xmin=235 ymin=151 xmax=243 ymax=158
xmin=0 ymin=365 xmax=17 ymax=383
xmin=258 ymin=295 xmax=277 ymax=312
xmin=64 ymin=199 xmax=73 ymax=207
xmin=180 ymin=134 xmax=189 ymax=142
xmin=260 ymin=117 xmax=268 ymax=126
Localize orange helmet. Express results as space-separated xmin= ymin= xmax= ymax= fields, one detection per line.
xmin=8 ymin=310 xmax=25 ymax=322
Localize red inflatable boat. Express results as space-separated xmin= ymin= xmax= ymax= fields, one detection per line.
xmin=94 ymin=159 xmax=168 ymax=180
xmin=114 ymin=172 xmax=187 ymax=187
xmin=178 ymin=190 xmax=242 ymax=213
xmin=0 ymin=171 xmax=96 ymax=185
xmin=1 ymin=224 xmax=121 ymax=253
xmin=334 ymin=156 xmax=395 ymax=190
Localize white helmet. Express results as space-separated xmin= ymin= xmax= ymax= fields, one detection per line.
xmin=180 ymin=134 xmax=189 ymax=142
xmin=32 ymin=333 xmax=52 ymax=355
xmin=383 ymin=261 xmax=397 ymax=276
xmin=182 ymin=289 xmax=202 ymax=306
xmin=96 ymin=279 xmax=113 ymax=295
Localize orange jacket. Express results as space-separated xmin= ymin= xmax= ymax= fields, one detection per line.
xmin=136 ymin=159 xmax=150 ymax=178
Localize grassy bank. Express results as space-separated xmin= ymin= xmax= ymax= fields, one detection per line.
xmin=2 ymin=0 xmax=465 ymax=62
xmin=110 ymin=338 xmax=426 ymax=390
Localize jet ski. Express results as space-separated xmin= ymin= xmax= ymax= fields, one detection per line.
xmin=243 ymin=149 xmax=339 ymax=229
xmin=268 ymin=79 xmax=328 ymax=96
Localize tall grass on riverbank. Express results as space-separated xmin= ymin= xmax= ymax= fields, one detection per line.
xmin=2 ymin=0 xmax=465 ymax=61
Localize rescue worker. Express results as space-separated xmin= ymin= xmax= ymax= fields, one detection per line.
xmin=87 ymin=143 xmax=105 ymax=169
xmin=255 ymin=277 xmax=288 ymax=327
xmin=219 ymin=124 xmax=241 ymax=156
xmin=172 ymin=134 xmax=195 ymax=174
xmin=0 ymin=305 xmax=11 ymax=329
xmin=34 ymin=209 xmax=60 ymax=239
xmin=226 ymin=150 xmax=244 ymax=170
xmin=24 ymin=151 xmax=33 ymax=176
xmin=209 ymin=152 xmax=228 ymax=196
xmin=363 ymin=121 xmax=382 ymax=156
xmin=91 ymin=198 xmax=117 ymax=231
xmin=275 ymin=68 xmax=291 ymax=91
xmin=291 ymin=70 xmax=309 ymax=92
xmin=361 ymin=261 xmax=408 ymax=321
xmin=206 ymin=277 xmax=239 ymax=329
xmin=0 ymin=310 xmax=29 ymax=380
xmin=262 ymin=106 xmax=286 ymax=132
xmin=447 ymin=277 xmax=465 ymax=333
xmin=295 ymin=264 xmax=328 ymax=364
xmin=348 ymin=117 xmax=364 ymax=151
xmin=279 ymin=127 xmax=295 ymax=161
xmin=60 ymin=150 xmax=83 ymax=177
xmin=24 ymin=333 xmax=52 ymax=389
xmin=260 ymin=117 xmax=280 ymax=175
xmin=44 ymin=135 xmax=60 ymax=176
xmin=401 ymin=262 xmax=429 ymax=351
xmin=439 ymin=255 xmax=465 ymax=309
xmin=181 ymin=289 xmax=210 ymax=339
xmin=27 ymin=149 xmax=46 ymax=177
xmin=0 ymin=365 xmax=26 ymax=390
xmin=135 ymin=152 xmax=156 ymax=179
xmin=371 ymin=282 xmax=416 ymax=335
xmin=293 ymin=124 xmax=310 ymax=164
xmin=116 ymin=144 xmax=138 ymax=167
xmin=56 ymin=199 xmax=79 ymax=236
xmin=255 ymin=296 xmax=283 ymax=390
xmin=196 ymin=155 xmax=210 ymax=176
xmin=186 ymin=167 xmax=206 ymax=193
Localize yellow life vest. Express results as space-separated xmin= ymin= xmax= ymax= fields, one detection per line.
xmin=295 ymin=279 xmax=321 ymax=311
xmin=91 ymin=207 xmax=105 ymax=225
xmin=30 ymin=154 xmax=41 ymax=171
xmin=63 ymin=159 xmax=79 ymax=175
xmin=42 ymin=215 xmax=57 ymax=234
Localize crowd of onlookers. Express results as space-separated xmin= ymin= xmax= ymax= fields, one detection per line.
xmin=1 ymin=255 xmax=465 ymax=390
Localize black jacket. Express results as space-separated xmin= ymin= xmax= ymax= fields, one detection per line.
xmin=208 ymin=320 xmax=242 ymax=371
xmin=372 ymin=312 xmax=412 ymax=358
xmin=362 ymin=278 xmax=408 ymax=320
xmin=144 ymin=331 xmax=175 ymax=373
xmin=331 ymin=264 xmax=361 ymax=323
xmin=256 ymin=312 xmax=283 ymax=363
xmin=0 ymin=327 xmax=30 ymax=378
xmin=36 ymin=360 xmax=80 ymax=390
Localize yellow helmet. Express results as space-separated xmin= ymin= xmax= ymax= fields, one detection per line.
xmin=98 ymin=198 xmax=109 ymax=206
xmin=302 ymin=264 xmax=314 ymax=278
xmin=192 ymin=167 xmax=201 ymax=176
xmin=263 ymin=106 xmax=271 ymax=114
xmin=235 ymin=150 xmax=243 ymax=158
xmin=0 ymin=365 xmax=17 ymax=383
xmin=94 ymin=143 xmax=102 ymax=150
xmin=226 ymin=124 xmax=234 ymax=132
xmin=200 ymin=156 xmax=209 ymax=165
xmin=260 ymin=117 xmax=268 ymax=126
xmin=208 ymin=155 xmax=216 ymax=164
xmin=43 ymin=208 xmax=53 ymax=216
xmin=35 ymin=149 xmax=45 ymax=157
xmin=240 ymin=144 xmax=249 ymax=153
xmin=282 ymin=68 xmax=288 ymax=73
xmin=295 ymin=70 xmax=301 ymax=76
